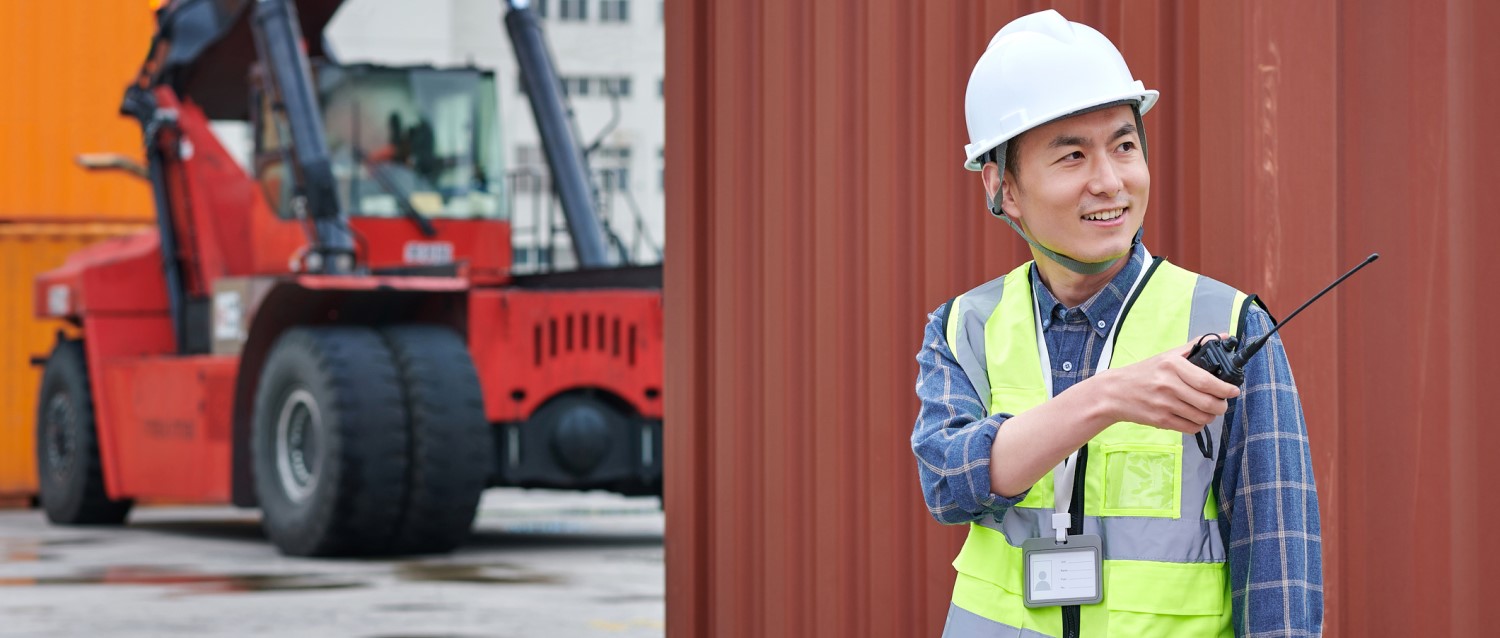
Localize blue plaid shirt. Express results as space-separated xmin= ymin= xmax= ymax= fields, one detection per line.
xmin=912 ymin=245 xmax=1323 ymax=636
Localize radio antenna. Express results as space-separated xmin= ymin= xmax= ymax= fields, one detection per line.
xmin=1232 ymin=253 xmax=1380 ymax=368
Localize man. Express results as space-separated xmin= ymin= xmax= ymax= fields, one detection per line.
xmin=911 ymin=10 xmax=1322 ymax=637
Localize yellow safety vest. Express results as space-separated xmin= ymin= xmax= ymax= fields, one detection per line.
xmin=941 ymin=258 xmax=1248 ymax=637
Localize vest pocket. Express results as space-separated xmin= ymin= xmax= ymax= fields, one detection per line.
xmin=1099 ymin=442 xmax=1181 ymax=518
xmin=1105 ymin=560 xmax=1231 ymax=636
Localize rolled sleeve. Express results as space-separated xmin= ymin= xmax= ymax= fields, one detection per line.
xmin=912 ymin=309 xmax=1029 ymax=525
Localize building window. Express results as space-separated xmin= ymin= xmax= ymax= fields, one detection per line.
xmin=516 ymin=145 xmax=545 ymax=167
xmin=657 ymin=77 xmax=663 ymax=99
xmin=596 ymin=146 xmax=631 ymax=162
xmin=560 ymin=76 xmax=592 ymax=97
xmin=595 ymin=145 xmax=632 ymax=192
xmin=514 ymin=245 xmax=554 ymax=270
xmin=600 ymin=0 xmax=629 ymax=22
xmin=600 ymin=76 xmax=632 ymax=98
xmin=549 ymin=76 xmax=632 ymax=99
xmin=600 ymin=167 xmax=630 ymax=191
xmin=513 ymin=145 xmax=547 ymax=193
xmin=595 ymin=146 xmax=632 ymax=164
xmin=560 ymin=0 xmax=587 ymax=20
xmin=534 ymin=0 xmax=548 ymax=18
xmin=658 ymin=146 xmax=665 ymax=191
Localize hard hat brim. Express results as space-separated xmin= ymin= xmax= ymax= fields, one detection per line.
xmin=963 ymin=89 xmax=1159 ymax=171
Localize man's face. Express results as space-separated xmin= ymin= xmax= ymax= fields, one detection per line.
xmin=994 ymin=105 xmax=1149 ymax=266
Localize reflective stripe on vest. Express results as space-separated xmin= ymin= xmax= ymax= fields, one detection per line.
xmin=941 ymin=259 xmax=1246 ymax=638
xmin=944 ymin=601 xmax=1052 ymax=637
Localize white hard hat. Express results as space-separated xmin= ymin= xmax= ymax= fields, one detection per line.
xmin=963 ymin=10 xmax=1158 ymax=171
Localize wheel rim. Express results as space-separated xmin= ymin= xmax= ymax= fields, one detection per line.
xmin=275 ymin=388 xmax=322 ymax=504
xmin=43 ymin=393 xmax=75 ymax=482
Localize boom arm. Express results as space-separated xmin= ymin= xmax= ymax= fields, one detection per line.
xmin=119 ymin=86 xmax=191 ymax=353
xmin=250 ymin=0 xmax=355 ymax=273
xmin=503 ymin=0 xmax=613 ymax=269
xmin=132 ymin=0 xmax=354 ymax=274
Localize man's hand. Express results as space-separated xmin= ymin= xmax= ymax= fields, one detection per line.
xmin=1086 ymin=337 xmax=1241 ymax=434
xmin=989 ymin=336 xmax=1243 ymax=498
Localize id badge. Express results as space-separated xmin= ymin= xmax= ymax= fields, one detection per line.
xmin=1021 ymin=534 xmax=1103 ymax=608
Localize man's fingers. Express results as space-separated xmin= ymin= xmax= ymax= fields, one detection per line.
xmin=1169 ymin=372 xmax=1233 ymax=414
xmin=1176 ymin=359 xmax=1241 ymax=399
xmin=1190 ymin=394 xmax=1229 ymax=418
xmin=1168 ymin=380 xmax=1228 ymax=417
xmin=1169 ymin=404 xmax=1216 ymax=431
xmin=1163 ymin=413 xmax=1207 ymax=434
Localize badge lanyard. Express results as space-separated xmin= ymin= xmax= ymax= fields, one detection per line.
xmin=1031 ymin=249 xmax=1151 ymax=543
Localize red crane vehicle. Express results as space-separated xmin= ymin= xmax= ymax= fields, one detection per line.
xmin=31 ymin=0 xmax=662 ymax=556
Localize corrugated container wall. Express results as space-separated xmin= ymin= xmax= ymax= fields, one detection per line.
xmin=0 ymin=2 xmax=155 ymax=221
xmin=0 ymin=224 xmax=149 ymax=499
xmin=664 ymin=1 xmax=1499 ymax=636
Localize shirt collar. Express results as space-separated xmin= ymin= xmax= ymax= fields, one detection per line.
xmin=1031 ymin=244 xmax=1148 ymax=337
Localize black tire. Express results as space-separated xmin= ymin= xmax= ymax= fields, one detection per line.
xmin=35 ymin=339 xmax=133 ymax=525
xmin=251 ymin=327 xmax=409 ymax=557
xmin=380 ymin=325 xmax=493 ymax=555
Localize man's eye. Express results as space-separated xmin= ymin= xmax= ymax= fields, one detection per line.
xmin=1117 ymin=141 xmax=1137 ymax=152
xmin=1062 ymin=151 xmax=1084 ymax=161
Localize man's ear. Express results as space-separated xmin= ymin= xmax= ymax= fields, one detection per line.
xmin=991 ymin=165 xmax=1022 ymax=220
xmin=982 ymin=163 xmax=1005 ymax=213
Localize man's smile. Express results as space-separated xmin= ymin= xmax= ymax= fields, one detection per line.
xmin=1082 ymin=206 xmax=1129 ymax=225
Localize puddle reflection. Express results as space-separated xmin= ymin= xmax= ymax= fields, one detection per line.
xmin=394 ymin=561 xmax=561 ymax=585
xmin=0 ymin=565 xmax=364 ymax=593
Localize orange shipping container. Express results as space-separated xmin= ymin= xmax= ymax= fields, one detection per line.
xmin=0 ymin=222 xmax=150 ymax=499
xmin=0 ymin=2 xmax=155 ymax=222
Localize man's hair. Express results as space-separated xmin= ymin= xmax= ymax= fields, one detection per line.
xmin=1004 ymin=138 xmax=1021 ymax=183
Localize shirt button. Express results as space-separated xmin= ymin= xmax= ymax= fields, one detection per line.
xmin=1062 ymin=361 xmax=1073 ymax=372
xmin=1097 ymin=320 xmax=1107 ymax=329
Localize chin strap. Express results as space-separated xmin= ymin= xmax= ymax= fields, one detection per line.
xmin=986 ymin=198 xmax=1141 ymax=274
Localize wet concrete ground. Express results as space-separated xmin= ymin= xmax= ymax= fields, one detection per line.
xmin=0 ymin=489 xmax=664 ymax=637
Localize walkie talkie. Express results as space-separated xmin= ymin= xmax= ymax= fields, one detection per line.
xmin=1186 ymin=252 xmax=1380 ymax=457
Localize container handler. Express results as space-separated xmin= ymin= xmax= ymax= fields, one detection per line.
xmin=32 ymin=0 xmax=662 ymax=556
